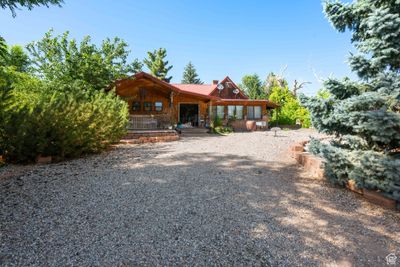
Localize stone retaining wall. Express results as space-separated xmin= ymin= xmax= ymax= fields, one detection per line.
xmin=121 ymin=130 xmax=179 ymax=144
xmin=289 ymin=140 xmax=399 ymax=210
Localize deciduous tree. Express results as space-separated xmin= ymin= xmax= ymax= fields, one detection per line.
xmin=27 ymin=30 xmax=140 ymax=90
xmin=0 ymin=45 xmax=30 ymax=72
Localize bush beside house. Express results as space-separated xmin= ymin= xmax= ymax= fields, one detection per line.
xmin=0 ymin=32 xmax=132 ymax=163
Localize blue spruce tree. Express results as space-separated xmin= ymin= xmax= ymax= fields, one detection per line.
xmin=301 ymin=0 xmax=400 ymax=201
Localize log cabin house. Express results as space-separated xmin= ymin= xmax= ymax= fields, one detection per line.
xmin=113 ymin=72 xmax=279 ymax=132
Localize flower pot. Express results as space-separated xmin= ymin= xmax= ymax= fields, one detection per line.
xmin=246 ymin=121 xmax=256 ymax=131
xmin=363 ymin=189 xmax=397 ymax=209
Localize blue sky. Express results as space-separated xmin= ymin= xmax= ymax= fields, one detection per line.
xmin=1 ymin=0 xmax=355 ymax=95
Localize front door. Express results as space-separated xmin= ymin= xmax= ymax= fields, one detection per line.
xmin=179 ymin=104 xmax=199 ymax=127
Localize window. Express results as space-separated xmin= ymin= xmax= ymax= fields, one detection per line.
xmin=216 ymin=106 xmax=225 ymax=119
xmin=228 ymin=106 xmax=235 ymax=118
xmin=228 ymin=105 xmax=243 ymax=119
xmin=155 ymin=101 xmax=163 ymax=112
xmin=132 ymin=101 xmax=141 ymax=111
xmin=143 ymin=102 xmax=152 ymax=112
xmin=254 ymin=106 xmax=262 ymax=119
xmin=236 ymin=105 xmax=243 ymax=119
xmin=247 ymin=106 xmax=262 ymax=119
xmin=210 ymin=105 xmax=226 ymax=119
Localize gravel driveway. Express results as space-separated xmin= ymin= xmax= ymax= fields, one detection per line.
xmin=1 ymin=129 xmax=399 ymax=266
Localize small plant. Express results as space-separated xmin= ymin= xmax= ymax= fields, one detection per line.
xmin=213 ymin=116 xmax=223 ymax=127
xmin=212 ymin=126 xmax=233 ymax=135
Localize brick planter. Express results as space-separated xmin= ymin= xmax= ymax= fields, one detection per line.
xmin=36 ymin=155 xmax=52 ymax=164
xmin=289 ymin=140 xmax=399 ymax=210
xmin=363 ymin=189 xmax=397 ymax=209
xmin=122 ymin=130 xmax=179 ymax=144
xmin=298 ymin=152 xmax=325 ymax=179
xmin=121 ymin=135 xmax=179 ymax=144
xmin=345 ymin=180 xmax=363 ymax=195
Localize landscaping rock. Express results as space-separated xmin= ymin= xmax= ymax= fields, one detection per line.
xmin=0 ymin=129 xmax=399 ymax=266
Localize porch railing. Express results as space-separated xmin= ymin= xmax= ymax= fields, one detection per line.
xmin=127 ymin=115 xmax=171 ymax=130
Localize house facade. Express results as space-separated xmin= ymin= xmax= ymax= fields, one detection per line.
xmin=113 ymin=72 xmax=279 ymax=131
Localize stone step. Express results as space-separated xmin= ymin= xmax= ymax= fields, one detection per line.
xmin=123 ymin=130 xmax=178 ymax=140
xmin=179 ymin=127 xmax=210 ymax=137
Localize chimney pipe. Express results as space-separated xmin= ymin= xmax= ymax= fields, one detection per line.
xmin=212 ymin=80 xmax=219 ymax=85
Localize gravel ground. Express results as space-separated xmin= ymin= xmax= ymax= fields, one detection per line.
xmin=1 ymin=129 xmax=399 ymax=266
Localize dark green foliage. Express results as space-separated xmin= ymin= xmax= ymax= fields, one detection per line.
xmin=0 ymin=36 xmax=130 ymax=163
xmin=143 ymin=48 xmax=173 ymax=82
xmin=0 ymin=45 xmax=30 ymax=72
xmin=181 ymin=62 xmax=203 ymax=84
xmin=324 ymin=0 xmax=400 ymax=79
xmin=0 ymin=36 xmax=7 ymax=60
xmin=27 ymin=30 xmax=140 ymax=91
xmin=212 ymin=116 xmax=223 ymax=128
xmin=0 ymin=0 xmax=63 ymax=17
xmin=239 ymin=74 xmax=266 ymax=99
xmin=302 ymin=0 xmax=400 ymax=201
xmin=1 ymin=78 xmax=128 ymax=162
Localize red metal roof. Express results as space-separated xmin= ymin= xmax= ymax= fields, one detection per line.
xmin=113 ymin=72 xmax=279 ymax=107
xmin=171 ymin=84 xmax=215 ymax=96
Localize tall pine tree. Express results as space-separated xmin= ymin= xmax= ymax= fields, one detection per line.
xmin=239 ymin=74 xmax=265 ymax=99
xmin=181 ymin=62 xmax=203 ymax=84
xmin=0 ymin=36 xmax=7 ymax=60
xmin=143 ymin=48 xmax=173 ymax=82
xmin=301 ymin=0 xmax=400 ymax=201
xmin=0 ymin=0 xmax=63 ymax=17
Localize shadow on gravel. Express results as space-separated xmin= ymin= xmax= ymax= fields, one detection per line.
xmin=0 ymin=143 xmax=399 ymax=266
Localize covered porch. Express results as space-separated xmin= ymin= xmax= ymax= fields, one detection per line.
xmin=207 ymin=99 xmax=279 ymax=131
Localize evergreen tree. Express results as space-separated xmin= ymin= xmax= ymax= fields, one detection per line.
xmin=301 ymin=0 xmax=400 ymax=201
xmin=143 ymin=48 xmax=173 ymax=82
xmin=0 ymin=36 xmax=7 ymax=60
xmin=0 ymin=0 xmax=63 ymax=17
xmin=239 ymin=74 xmax=266 ymax=99
xmin=181 ymin=61 xmax=203 ymax=84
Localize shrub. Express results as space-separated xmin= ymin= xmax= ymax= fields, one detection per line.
xmin=301 ymin=0 xmax=400 ymax=201
xmin=212 ymin=116 xmax=223 ymax=127
xmin=213 ymin=126 xmax=233 ymax=135
xmin=0 ymin=80 xmax=128 ymax=162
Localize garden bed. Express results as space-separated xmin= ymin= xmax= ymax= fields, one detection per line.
xmin=290 ymin=140 xmax=399 ymax=210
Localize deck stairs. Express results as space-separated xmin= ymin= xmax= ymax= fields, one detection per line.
xmin=179 ymin=127 xmax=210 ymax=137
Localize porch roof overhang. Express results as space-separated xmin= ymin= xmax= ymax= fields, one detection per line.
xmin=212 ymin=99 xmax=280 ymax=108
